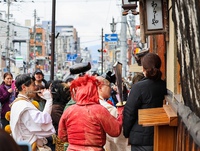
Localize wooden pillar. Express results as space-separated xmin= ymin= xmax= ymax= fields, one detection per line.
xmin=154 ymin=125 xmax=177 ymax=151
xmin=149 ymin=34 xmax=166 ymax=80
xmin=139 ymin=105 xmax=178 ymax=151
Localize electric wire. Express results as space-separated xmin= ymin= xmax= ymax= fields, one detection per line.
xmin=0 ymin=0 xmax=122 ymax=47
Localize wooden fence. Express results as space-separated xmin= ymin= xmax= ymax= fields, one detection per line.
xmin=139 ymin=92 xmax=200 ymax=151
xmin=176 ymin=118 xmax=200 ymax=151
xmin=166 ymin=93 xmax=200 ymax=151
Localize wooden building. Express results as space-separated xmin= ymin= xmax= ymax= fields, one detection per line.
xmin=135 ymin=0 xmax=200 ymax=150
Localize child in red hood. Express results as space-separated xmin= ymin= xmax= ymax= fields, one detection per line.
xmin=58 ymin=74 xmax=123 ymax=151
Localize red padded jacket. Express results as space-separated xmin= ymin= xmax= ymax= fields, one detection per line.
xmin=58 ymin=75 xmax=122 ymax=151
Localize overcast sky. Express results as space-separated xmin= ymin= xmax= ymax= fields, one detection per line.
xmin=0 ymin=0 xmax=124 ymax=48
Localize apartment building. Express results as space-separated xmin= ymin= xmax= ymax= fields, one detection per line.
xmin=29 ymin=27 xmax=47 ymax=70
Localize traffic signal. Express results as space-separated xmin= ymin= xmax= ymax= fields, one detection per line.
xmin=98 ymin=49 xmax=107 ymax=53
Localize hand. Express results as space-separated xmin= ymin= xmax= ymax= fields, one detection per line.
xmin=37 ymin=89 xmax=52 ymax=100
xmin=116 ymin=101 xmax=126 ymax=115
xmin=8 ymin=88 xmax=13 ymax=93
xmin=117 ymin=106 xmax=124 ymax=115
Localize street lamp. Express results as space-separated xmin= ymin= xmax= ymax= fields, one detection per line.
xmin=110 ymin=18 xmax=117 ymax=33
xmin=2 ymin=52 xmax=6 ymax=58
xmin=121 ymin=0 xmax=139 ymax=16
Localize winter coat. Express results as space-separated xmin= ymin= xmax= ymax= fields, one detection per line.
xmin=59 ymin=103 xmax=122 ymax=151
xmin=51 ymin=104 xmax=65 ymax=134
xmin=58 ymin=75 xmax=123 ymax=151
xmin=123 ymin=78 xmax=167 ymax=146
xmin=0 ymin=82 xmax=14 ymax=119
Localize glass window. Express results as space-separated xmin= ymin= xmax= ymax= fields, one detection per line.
xmin=36 ymin=33 xmax=42 ymax=42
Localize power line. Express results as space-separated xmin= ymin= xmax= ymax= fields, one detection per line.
xmin=104 ymin=0 xmax=112 ymax=29
xmin=33 ymin=0 xmax=118 ymax=2
xmin=81 ymin=39 xmax=100 ymax=44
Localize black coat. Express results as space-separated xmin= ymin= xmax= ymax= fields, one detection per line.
xmin=123 ymin=77 xmax=167 ymax=146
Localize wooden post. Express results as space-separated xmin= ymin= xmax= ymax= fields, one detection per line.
xmin=139 ymin=0 xmax=146 ymax=43
xmin=163 ymin=0 xmax=169 ymax=41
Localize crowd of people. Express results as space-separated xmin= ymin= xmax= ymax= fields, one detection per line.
xmin=0 ymin=52 xmax=167 ymax=151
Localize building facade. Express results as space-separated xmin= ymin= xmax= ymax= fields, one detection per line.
xmin=0 ymin=18 xmax=30 ymax=81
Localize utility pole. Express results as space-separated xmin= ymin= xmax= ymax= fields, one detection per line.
xmin=0 ymin=42 xmax=2 ymax=83
xmin=6 ymin=0 xmax=11 ymax=72
xmin=50 ymin=0 xmax=56 ymax=80
xmin=101 ymin=28 xmax=103 ymax=75
xmin=131 ymin=15 xmax=136 ymax=64
xmin=33 ymin=9 xmax=36 ymax=71
xmin=110 ymin=17 xmax=117 ymax=66
xmin=120 ymin=15 xmax=127 ymax=77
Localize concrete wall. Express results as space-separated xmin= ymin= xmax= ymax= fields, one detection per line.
xmin=166 ymin=0 xmax=179 ymax=94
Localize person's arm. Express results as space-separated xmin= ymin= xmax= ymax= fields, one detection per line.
xmin=0 ymin=86 xmax=11 ymax=103
xmin=122 ymin=84 xmax=142 ymax=138
xmin=38 ymin=89 xmax=52 ymax=114
xmin=21 ymin=108 xmax=55 ymax=137
xmin=97 ymin=107 xmax=122 ymax=137
xmin=22 ymin=90 xmax=55 ymax=137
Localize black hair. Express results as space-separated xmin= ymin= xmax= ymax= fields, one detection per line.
xmin=51 ymin=80 xmax=71 ymax=105
xmin=1 ymin=72 xmax=13 ymax=85
xmin=3 ymin=72 xmax=13 ymax=79
xmin=46 ymin=80 xmax=53 ymax=89
xmin=0 ymin=129 xmax=22 ymax=151
xmin=101 ymin=71 xmax=116 ymax=84
xmin=50 ymin=80 xmax=63 ymax=94
xmin=65 ymin=78 xmax=74 ymax=83
xmin=15 ymin=74 xmax=35 ymax=91
xmin=92 ymin=72 xmax=100 ymax=76
xmin=33 ymin=69 xmax=44 ymax=77
xmin=142 ymin=52 xmax=162 ymax=80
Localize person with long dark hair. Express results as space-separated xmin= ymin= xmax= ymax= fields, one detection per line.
xmin=123 ymin=53 xmax=167 ymax=151
xmin=0 ymin=72 xmax=16 ymax=128
xmin=46 ymin=80 xmax=71 ymax=151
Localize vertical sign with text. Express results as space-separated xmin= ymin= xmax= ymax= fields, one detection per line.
xmin=146 ymin=0 xmax=163 ymax=30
